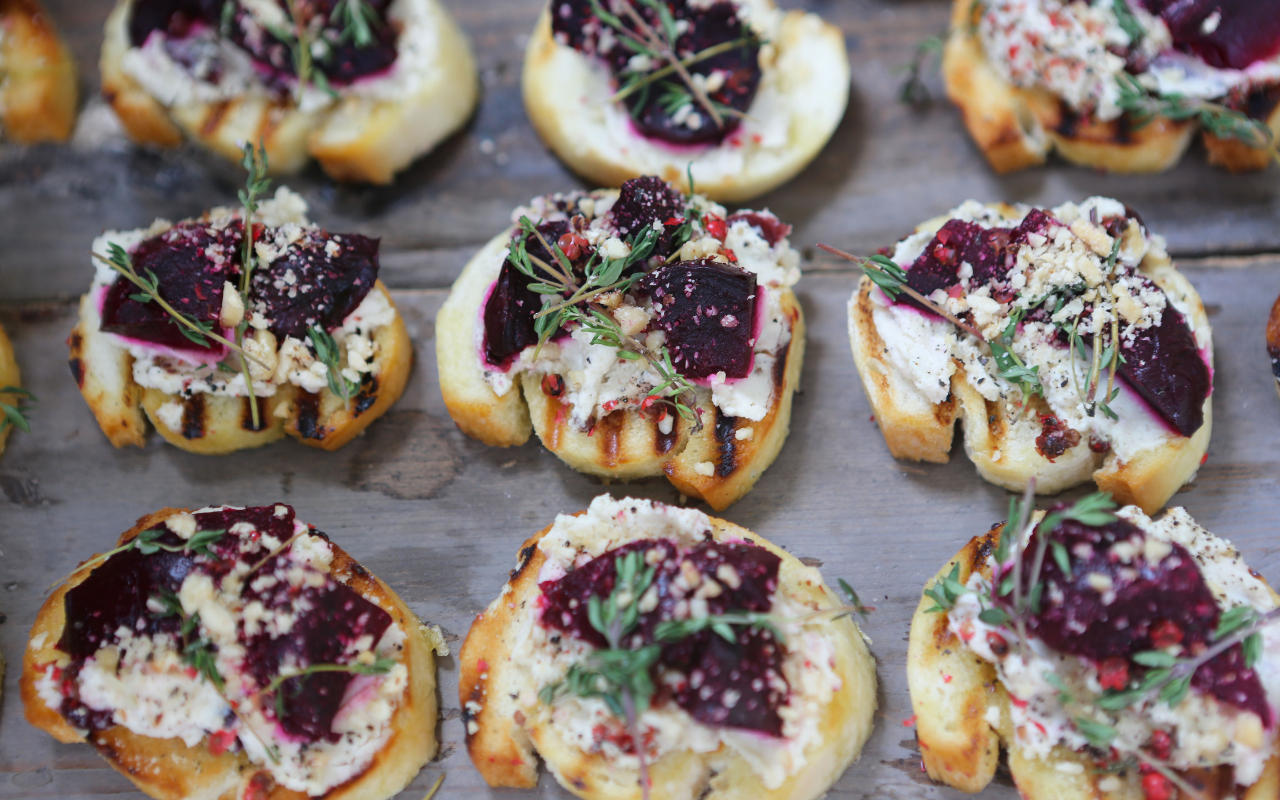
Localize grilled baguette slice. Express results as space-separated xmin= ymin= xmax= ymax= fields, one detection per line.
xmin=522 ymin=0 xmax=849 ymax=203
xmin=0 ymin=322 xmax=21 ymax=457
xmin=0 ymin=0 xmax=77 ymax=142
xmin=70 ymin=281 xmax=412 ymax=455
xmin=437 ymin=228 xmax=804 ymax=511
xmin=847 ymin=208 xmax=1211 ymax=515
xmin=907 ymin=527 xmax=1280 ymax=799
xmin=21 ymin=506 xmax=438 ymax=800
xmin=460 ymin=509 xmax=877 ymax=799
xmin=943 ymin=0 xmax=1278 ymax=174
xmin=100 ymin=0 xmax=477 ymax=183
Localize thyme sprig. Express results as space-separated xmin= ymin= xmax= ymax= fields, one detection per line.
xmin=899 ymin=35 xmax=945 ymax=105
xmin=92 ymin=245 xmax=262 ymax=361
xmin=335 ymin=0 xmax=379 ymax=47
xmin=612 ymin=35 xmax=758 ymax=104
xmin=236 ymin=140 xmax=272 ymax=429
xmin=1116 ymin=72 xmax=1276 ymax=155
xmin=263 ymin=657 xmax=397 ymax=718
xmin=817 ymin=243 xmax=984 ymax=340
xmin=0 ymin=386 xmax=35 ymax=435
xmin=50 ymin=526 xmax=226 ymax=592
xmin=1110 ymin=0 xmax=1145 ymax=46
xmin=511 ymin=215 xmax=702 ymax=432
xmin=538 ymin=549 xmax=659 ymax=800
xmin=308 ymin=326 xmax=359 ymax=409
xmin=590 ymin=0 xmax=737 ymax=129
xmin=990 ymin=308 xmax=1043 ymax=404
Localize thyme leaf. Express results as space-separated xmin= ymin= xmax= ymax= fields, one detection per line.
xmin=307 ymin=326 xmax=359 ymax=409
xmin=1116 ymin=72 xmax=1275 ymax=152
xmin=0 ymin=385 xmax=35 ymax=435
xmin=261 ymin=657 xmax=397 ymax=700
xmin=898 ymin=35 xmax=945 ymax=105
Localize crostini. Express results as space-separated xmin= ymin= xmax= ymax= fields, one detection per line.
xmin=1 ymin=0 xmax=77 ymax=142
xmin=437 ymin=175 xmax=804 ymax=510
xmin=944 ymin=0 xmax=1280 ymax=173
xmin=522 ymin=0 xmax=850 ymax=202
xmin=460 ymin=494 xmax=877 ymax=799
xmin=22 ymin=503 xmax=443 ymax=800
xmin=846 ymin=197 xmax=1212 ymax=514
xmin=71 ymin=183 xmax=412 ymax=455
xmin=907 ymin=493 xmax=1280 ymax=799
xmin=1267 ymin=289 xmax=1280 ymax=402
xmin=101 ymin=0 xmax=478 ymax=183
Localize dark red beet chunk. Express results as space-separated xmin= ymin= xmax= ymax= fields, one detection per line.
xmin=129 ymin=0 xmax=399 ymax=87
xmin=250 ymin=232 xmax=379 ymax=341
xmin=539 ymin=537 xmax=787 ymax=735
xmin=482 ymin=219 xmax=575 ymax=368
xmin=99 ymin=221 xmax=242 ymax=355
xmin=610 ymin=176 xmax=688 ymax=260
xmin=727 ymin=211 xmax=792 ymax=246
xmin=997 ymin=510 xmax=1270 ymax=724
xmin=1138 ymin=0 xmax=1280 ymax=70
xmin=897 ymin=219 xmax=1015 ymax=313
xmin=1117 ymin=302 xmax=1210 ymax=437
xmin=639 ymin=259 xmax=757 ymax=380
xmin=551 ymin=0 xmax=760 ymax=146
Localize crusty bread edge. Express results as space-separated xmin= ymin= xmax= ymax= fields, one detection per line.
xmin=0 ymin=0 xmax=78 ymax=142
xmin=0 ymin=322 xmax=22 ymax=457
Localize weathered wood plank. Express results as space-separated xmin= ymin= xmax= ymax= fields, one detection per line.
xmin=2 ymin=0 xmax=1278 ymax=302
xmin=2 ymin=261 xmax=1279 ymax=798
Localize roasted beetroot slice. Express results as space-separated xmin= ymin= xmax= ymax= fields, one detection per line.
xmin=727 ymin=211 xmax=792 ymax=246
xmin=482 ymin=220 xmax=572 ymax=368
xmin=667 ymin=626 xmax=786 ymax=735
xmin=243 ymin=576 xmax=393 ymax=742
xmin=1117 ymin=303 xmax=1210 ymax=438
xmin=1138 ymin=0 xmax=1280 ymax=70
xmin=898 ymin=219 xmax=1014 ymax=313
xmin=127 ymin=0 xmax=220 ymax=46
xmin=250 ymin=232 xmax=379 ymax=341
xmin=639 ymin=259 xmax=757 ymax=380
xmin=99 ymin=221 xmax=241 ymax=354
xmin=610 ymin=176 xmax=687 ymax=259
xmin=539 ymin=540 xmax=681 ymax=649
xmin=1000 ymin=512 xmax=1270 ymax=724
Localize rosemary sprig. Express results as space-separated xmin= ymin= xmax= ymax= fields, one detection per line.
xmin=899 ymin=35 xmax=945 ymax=105
xmin=1116 ymin=72 xmax=1275 ymax=153
xmin=308 ymin=327 xmax=359 ymax=409
xmin=0 ymin=386 xmax=35 ymax=435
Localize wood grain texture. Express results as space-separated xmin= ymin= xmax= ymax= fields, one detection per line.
xmin=2 ymin=262 xmax=1280 ymax=799
xmin=1 ymin=1 xmax=1279 ymax=797
xmin=2 ymin=0 xmax=1280 ymax=301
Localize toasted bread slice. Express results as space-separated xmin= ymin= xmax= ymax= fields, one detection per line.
xmin=0 ymin=322 xmax=21 ymax=457
xmin=907 ymin=526 xmax=1280 ymax=799
xmin=848 ymin=207 xmax=1212 ymax=515
xmin=0 ymin=0 xmax=77 ymax=143
xmin=438 ymin=230 xmax=804 ymax=511
xmin=459 ymin=504 xmax=877 ymax=799
xmin=100 ymin=0 xmax=477 ymax=183
xmin=522 ymin=0 xmax=849 ymax=203
xmin=21 ymin=506 xmax=438 ymax=800
xmin=942 ymin=0 xmax=1273 ymax=174
xmin=72 ymin=281 xmax=411 ymax=455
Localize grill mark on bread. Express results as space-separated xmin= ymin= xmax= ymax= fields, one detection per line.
xmin=599 ymin=412 xmax=624 ymax=467
xmin=68 ymin=331 xmax=85 ymax=387
xmin=241 ymin=396 xmax=269 ymax=432
xmin=68 ymin=357 xmax=84 ymax=388
xmin=354 ymin=376 xmax=379 ymax=415
xmin=511 ymin=544 xmax=537 ymax=580
xmin=180 ymin=395 xmax=205 ymax=440
xmin=199 ymin=101 xmax=231 ymax=136
xmin=544 ymin=398 xmax=565 ymax=451
xmin=295 ymin=391 xmax=324 ymax=440
xmin=714 ymin=411 xmax=738 ymax=477
xmin=654 ymin=413 xmax=678 ymax=454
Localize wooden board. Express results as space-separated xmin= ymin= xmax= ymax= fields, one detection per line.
xmin=2 ymin=1 xmax=1280 ymax=799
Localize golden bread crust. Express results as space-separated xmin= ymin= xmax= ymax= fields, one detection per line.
xmin=100 ymin=0 xmax=477 ymax=183
xmin=459 ymin=512 xmax=878 ymax=799
xmin=0 ymin=322 xmax=21 ymax=457
xmin=72 ymin=281 xmax=410 ymax=454
xmin=521 ymin=4 xmax=850 ymax=203
xmin=438 ymin=230 xmax=804 ymax=510
xmin=943 ymin=0 xmax=1272 ymax=174
xmin=847 ymin=207 xmax=1212 ymax=515
xmin=21 ymin=507 xmax=438 ymax=800
xmin=0 ymin=0 xmax=77 ymax=142
xmin=907 ymin=528 xmax=1280 ymax=799
xmin=1268 ymin=292 xmax=1280 ymax=403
